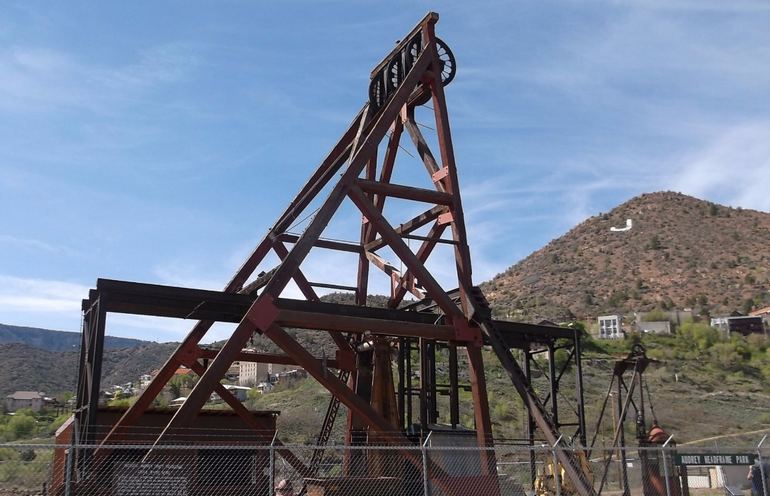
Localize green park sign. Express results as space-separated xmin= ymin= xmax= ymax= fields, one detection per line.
xmin=675 ymin=453 xmax=757 ymax=466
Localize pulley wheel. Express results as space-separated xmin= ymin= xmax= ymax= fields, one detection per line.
xmin=368 ymin=75 xmax=385 ymax=111
xmin=387 ymin=57 xmax=403 ymax=94
xmin=435 ymin=37 xmax=456 ymax=86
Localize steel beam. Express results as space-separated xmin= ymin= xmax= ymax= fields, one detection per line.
xmin=277 ymin=234 xmax=362 ymax=254
xmin=275 ymin=308 xmax=456 ymax=340
xmin=347 ymin=185 xmax=464 ymax=322
xmin=100 ymin=104 xmax=369 ymax=446
xmin=390 ymin=221 xmax=447 ymax=308
xmin=196 ymin=349 xmax=344 ymax=370
xmin=261 ymin=323 xmax=452 ymax=483
xmin=354 ymin=178 xmax=454 ymax=205
xmin=187 ymin=362 xmax=311 ymax=478
xmin=273 ymin=241 xmax=352 ymax=354
xmin=365 ymin=205 xmax=446 ymax=252
xmin=260 ymin=47 xmax=433 ymax=301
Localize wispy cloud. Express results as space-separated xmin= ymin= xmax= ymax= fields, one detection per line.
xmin=0 ymin=43 xmax=199 ymax=114
xmin=0 ymin=234 xmax=68 ymax=254
xmin=0 ymin=275 xmax=88 ymax=313
xmin=0 ymin=273 xmax=234 ymax=343
xmin=671 ymin=122 xmax=770 ymax=212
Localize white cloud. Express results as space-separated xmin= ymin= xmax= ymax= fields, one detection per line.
xmin=0 ymin=234 xmax=63 ymax=254
xmin=0 ymin=43 xmax=199 ymax=114
xmin=672 ymin=122 xmax=770 ymax=212
xmin=0 ymin=275 xmax=89 ymax=313
xmin=0 ymin=274 xmax=237 ymax=343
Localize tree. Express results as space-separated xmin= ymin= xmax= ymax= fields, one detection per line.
xmin=6 ymin=414 xmax=36 ymax=440
xmin=168 ymin=377 xmax=184 ymax=398
xmin=679 ymin=322 xmax=719 ymax=351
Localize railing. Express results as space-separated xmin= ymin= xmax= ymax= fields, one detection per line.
xmin=1 ymin=439 xmax=767 ymax=496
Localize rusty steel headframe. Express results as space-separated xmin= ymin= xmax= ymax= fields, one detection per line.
xmin=74 ymin=12 xmax=595 ymax=496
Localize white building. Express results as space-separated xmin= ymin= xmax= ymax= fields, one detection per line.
xmin=597 ymin=315 xmax=623 ymax=339
xmin=139 ymin=374 xmax=153 ymax=388
xmin=223 ymin=384 xmax=252 ymax=402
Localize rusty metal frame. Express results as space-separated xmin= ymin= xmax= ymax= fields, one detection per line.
xmin=71 ymin=12 xmax=597 ymax=496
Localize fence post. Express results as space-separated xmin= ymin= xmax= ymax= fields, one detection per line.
xmin=422 ymin=431 xmax=432 ymax=496
xmin=758 ymin=435 xmax=768 ymax=496
xmin=661 ymin=434 xmax=674 ymax=496
xmin=269 ymin=431 xmax=277 ymax=496
xmin=64 ymin=443 xmax=74 ymax=496
xmin=64 ymin=421 xmax=79 ymax=496
xmin=552 ymin=435 xmax=563 ymax=496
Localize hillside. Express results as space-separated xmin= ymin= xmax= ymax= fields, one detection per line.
xmin=0 ymin=323 xmax=152 ymax=352
xmin=0 ymin=342 xmax=178 ymax=398
xmin=244 ymin=331 xmax=770 ymax=447
xmin=482 ymin=192 xmax=770 ymax=322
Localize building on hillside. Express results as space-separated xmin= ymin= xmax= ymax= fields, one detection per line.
xmin=238 ymin=349 xmax=306 ymax=386
xmin=223 ymin=385 xmax=252 ymax=402
xmin=710 ymin=316 xmax=728 ymax=331
xmin=272 ymin=368 xmax=307 ymax=384
xmin=727 ymin=316 xmax=764 ymax=336
xmin=239 ymin=360 xmax=269 ymax=387
xmin=268 ymin=363 xmax=298 ymax=376
xmin=636 ymin=321 xmax=671 ymax=335
xmin=256 ymin=382 xmax=273 ymax=394
xmin=5 ymin=391 xmax=46 ymax=412
xmin=225 ymin=362 xmax=240 ymax=382
xmin=139 ymin=374 xmax=153 ymax=388
xmin=749 ymin=306 xmax=770 ymax=329
xmin=174 ymin=366 xmax=194 ymax=377
xmin=597 ymin=315 xmax=623 ymax=339
xmin=711 ymin=315 xmax=765 ymax=336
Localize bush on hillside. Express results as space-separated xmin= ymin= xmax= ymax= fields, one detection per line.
xmin=678 ymin=322 xmax=719 ymax=351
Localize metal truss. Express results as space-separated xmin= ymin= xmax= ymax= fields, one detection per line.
xmin=73 ymin=12 xmax=595 ymax=496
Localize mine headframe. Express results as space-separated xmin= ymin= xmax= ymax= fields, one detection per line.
xmin=587 ymin=343 xmax=685 ymax=496
xmin=71 ymin=12 xmax=595 ymax=496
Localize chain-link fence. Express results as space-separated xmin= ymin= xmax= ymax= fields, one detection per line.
xmin=1 ymin=440 xmax=768 ymax=496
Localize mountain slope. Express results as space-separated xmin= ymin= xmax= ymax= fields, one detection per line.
xmin=0 ymin=342 xmax=178 ymax=398
xmin=0 ymin=323 xmax=152 ymax=352
xmin=482 ymin=192 xmax=770 ymax=322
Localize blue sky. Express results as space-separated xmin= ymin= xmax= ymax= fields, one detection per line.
xmin=1 ymin=1 xmax=769 ymax=342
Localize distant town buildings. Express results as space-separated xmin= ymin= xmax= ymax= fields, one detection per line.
xmin=239 ymin=361 xmax=270 ymax=387
xmin=5 ymin=391 xmax=47 ymax=412
xmin=238 ymin=353 xmax=300 ymax=387
xmin=139 ymin=374 xmax=153 ymax=388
